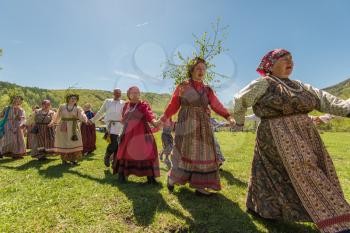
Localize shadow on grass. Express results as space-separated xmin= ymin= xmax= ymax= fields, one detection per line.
xmin=0 ymin=157 xmax=19 ymax=164
xmin=38 ymin=162 xmax=75 ymax=178
xmin=0 ymin=158 xmax=56 ymax=171
xmin=220 ymin=169 xmax=247 ymax=188
xmin=249 ymin=214 xmax=318 ymax=233
xmin=116 ymin=180 xmax=192 ymax=229
xmin=81 ymin=152 xmax=98 ymax=161
xmin=34 ymin=166 xmax=191 ymax=229
xmin=176 ymin=188 xmax=259 ymax=233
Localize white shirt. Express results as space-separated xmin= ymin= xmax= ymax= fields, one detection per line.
xmin=91 ymin=99 xmax=125 ymax=135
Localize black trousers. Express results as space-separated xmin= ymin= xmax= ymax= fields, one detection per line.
xmin=106 ymin=134 xmax=119 ymax=155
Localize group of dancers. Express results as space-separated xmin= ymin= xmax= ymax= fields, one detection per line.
xmin=1 ymin=49 xmax=350 ymax=233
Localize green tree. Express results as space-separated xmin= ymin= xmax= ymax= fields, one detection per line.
xmin=162 ymin=18 xmax=229 ymax=88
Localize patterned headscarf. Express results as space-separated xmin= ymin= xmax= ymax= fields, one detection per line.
xmin=41 ymin=99 xmax=51 ymax=105
xmin=256 ymin=49 xmax=291 ymax=76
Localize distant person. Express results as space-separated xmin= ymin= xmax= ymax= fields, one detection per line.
xmin=81 ymin=103 xmax=96 ymax=155
xmin=113 ymin=86 xmax=160 ymax=184
xmin=233 ymin=48 xmax=350 ymax=233
xmin=89 ymin=88 xmax=125 ymax=167
xmin=159 ymin=117 xmax=175 ymax=170
xmin=26 ymin=105 xmax=40 ymax=151
xmin=29 ymin=100 xmax=55 ymax=160
xmin=49 ymin=93 xmax=88 ymax=165
xmin=0 ymin=95 xmax=26 ymax=159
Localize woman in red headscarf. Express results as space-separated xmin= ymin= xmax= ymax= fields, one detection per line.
xmin=113 ymin=86 xmax=160 ymax=184
xmin=233 ymin=49 xmax=350 ymax=233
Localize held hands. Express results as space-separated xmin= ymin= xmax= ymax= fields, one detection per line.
xmin=48 ymin=121 xmax=55 ymax=128
xmin=152 ymin=119 xmax=162 ymax=128
xmin=311 ymin=116 xmax=324 ymax=126
xmin=227 ymin=116 xmax=236 ymax=127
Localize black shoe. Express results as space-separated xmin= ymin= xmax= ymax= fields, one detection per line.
xmin=147 ymin=176 xmax=158 ymax=184
xmin=167 ymin=177 xmax=174 ymax=192
xmin=118 ymin=174 xmax=126 ymax=183
xmin=71 ymin=161 xmax=78 ymax=166
xmin=104 ymin=153 xmax=111 ymax=167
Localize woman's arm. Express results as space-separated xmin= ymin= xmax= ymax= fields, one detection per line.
xmin=300 ymin=82 xmax=350 ymax=117
xmin=233 ymin=78 xmax=269 ymax=126
xmin=77 ymin=107 xmax=88 ymax=124
xmin=161 ymin=85 xmax=181 ymax=122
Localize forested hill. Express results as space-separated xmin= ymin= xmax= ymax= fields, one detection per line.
xmin=1 ymin=77 xmax=350 ymax=116
xmin=0 ymin=81 xmax=171 ymax=115
xmin=323 ymin=78 xmax=350 ymax=99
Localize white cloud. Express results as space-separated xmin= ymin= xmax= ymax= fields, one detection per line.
xmin=113 ymin=70 xmax=143 ymax=81
xmin=136 ymin=22 xmax=149 ymax=28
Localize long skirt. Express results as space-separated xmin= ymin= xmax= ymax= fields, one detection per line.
xmin=247 ymin=114 xmax=350 ymax=233
xmin=0 ymin=124 xmax=26 ymax=157
xmin=26 ymin=125 xmax=34 ymax=149
xmin=31 ymin=124 xmax=55 ymax=157
xmin=113 ymin=119 xmax=160 ymax=177
xmin=54 ymin=121 xmax=83 ymax=162
xmin=169 ymin=107 xmax=221 ymax=191
xmin=81 ymin=123 xmax=96 ymax=154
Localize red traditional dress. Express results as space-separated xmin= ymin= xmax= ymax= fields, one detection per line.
xmin=113 ymin=101 xmax=160 ymax=178
xmin=161 ymin=80 xmax=230 ymax=191
xmin=81 ymin=110 xmax=96 ymax=154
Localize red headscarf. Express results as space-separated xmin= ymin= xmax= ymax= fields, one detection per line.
xmin=256 ymin=49 xmax=291 ymax=76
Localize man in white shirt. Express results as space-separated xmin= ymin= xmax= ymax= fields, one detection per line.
xmin=90 ymin=88 xmax=125 ymax=167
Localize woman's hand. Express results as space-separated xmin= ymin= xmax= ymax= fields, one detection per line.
xmin=310 ymin=116 xmax=323 ymax=126
xmin=227 ymin=116 xmax=236 ymax=127
xmin=48 ymin=122 xmax=55 ymax=128
xmin=152 ymin=119 xmax=162 ymax=128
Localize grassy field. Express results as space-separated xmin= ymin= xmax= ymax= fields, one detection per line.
xmin=0 ymin=132 xmax=349 ymax=233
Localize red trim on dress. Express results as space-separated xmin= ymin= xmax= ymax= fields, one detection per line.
xmin=316 ymin=213 xmax=350 ymax=229
xmin=181 ymin=156 xmax=217 ymax=164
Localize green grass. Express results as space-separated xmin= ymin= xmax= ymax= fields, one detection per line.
xmin=1 ymin=132 xmax=349 ymax=233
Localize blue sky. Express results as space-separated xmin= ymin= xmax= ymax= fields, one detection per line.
xmin=1 ymin=0 xmax=349 ymax=104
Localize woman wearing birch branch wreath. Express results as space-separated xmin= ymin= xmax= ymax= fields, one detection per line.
xmin=160 ymin=57 xmax=235 ymax=196
xmin=0 ymin=95 xmax=26 ymax=159
xmin=233 ymin=48 xmax=350 ymax=233
xmin=49 ymin=93 xmax=88 ymax=165
xmin=30 ymin=100 xmax=55 ymax=160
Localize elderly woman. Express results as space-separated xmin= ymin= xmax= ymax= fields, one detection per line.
xmin=113 ymin=86 xmax=160 ymax=184
xmin=233 ymin=49 xmax=350 ymax=233
xmin=49 ymin=94 xmax=88 ymax=165
xmin=0 ymin=95 xmax=26 ymax=159
xmin=161 ymin=57 xmax=235 ymax=195
xmin=30 ymin=100 xmax=55 ymax=160
xmin=81 ymin=103 xmax=96 ymax=155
